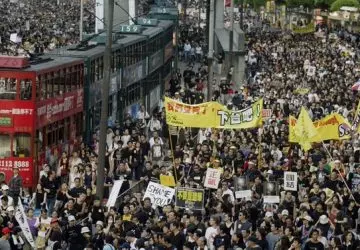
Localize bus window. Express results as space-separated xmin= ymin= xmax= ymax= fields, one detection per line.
xmin=20 ymin=79 xmax=32 ymax=100
xmin=0 ymin=78 xmax=16 ymax=100
xmin=0 ymin=133 xmax=11 ymax=157
xmin=14 ymin=133 xmax=31 ymax=157
xmin=47 ymin=73 xmax=53 ymax=98
xmin=53 ymin=71 xmax=59 ymax=96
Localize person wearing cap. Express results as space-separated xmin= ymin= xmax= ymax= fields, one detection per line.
xmin=92 ymin=221 xmax=105 ymax=250
xmin=0 ymin=184 xmax=13 ymax=207
xmin=45 ymin=218 xmax=62 ymax=250
xmin=64 ymin=214 xmax=82 ymax=250
xmin=0 ymin=227 xmax=11 ymax=250
xmin=80 ymin=226 xmax=92 ymax=247
xmin=247 ymin=235 xmax=262 ymax=249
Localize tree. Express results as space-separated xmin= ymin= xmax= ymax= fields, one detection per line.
xmin=314 ymin=0 xmax=336 ymax=9
xmin=330 ymin=0 xmax=360 ymax=11
xmin=286 ymin=0 xmax=314 ymax=8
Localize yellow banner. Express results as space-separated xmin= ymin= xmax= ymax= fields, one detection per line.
xmin=292 ymin=22 xmax=315 ymax=34
xmin=164 ymin=97 xmax=263 ymax=129
xmin=160 ymin=175 xmax=176 ymax=187
xmin=289 ymin=113 xmax=351 ymax=143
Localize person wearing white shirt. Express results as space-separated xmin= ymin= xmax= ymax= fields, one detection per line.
xmin=184 ymin=40 xmax=192 ymax=62
xmin=121 ymin=129 xmax=131 ymax=148
xmin=147 ymin=116 xmax=161 ymax=135
xmin=149 ymin=131 xmax=164 ymax=147
xmin=205 ymin=217 xmax=219 ymax=250
xmin=136 ymin=105 xmax=149 ymax=123
xmin=0 ymin=185 xmax=13 ymax=207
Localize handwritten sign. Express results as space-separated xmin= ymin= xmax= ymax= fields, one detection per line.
xmin=284 ymin=172 xmax=298 ymax=191
xmin=143 ymin=182 xmax=175 ymax=207
xmin=204 ymin=168 xmax=221 ymax=189
xmin=175 ymin=188 xmax=204 ymax=210
xmin=263 ymin=196 xmax=280 ymax=203
xmin=106 ymin=180 xmax=123 ymax=208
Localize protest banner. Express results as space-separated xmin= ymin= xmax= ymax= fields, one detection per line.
xmin=165 ymin=97 xmax=263 ymax=129
xmin=106 ymin=180 xmax=124 ymax=208
xmin=235 ymin=190 xmax=252 ymax=199
xmin=289 ymin=113 xmax=351 ymax=143
xmin=292 ymin=22 xmax=315 ymax=34
xmin=15 ymin=198 xmax=35 ymax=248
xmin=284 ymin=172 xmax=298 ymax=191
xmin=204 ymin=168 xmax=221 ymax=189
xmin=160 ymin=175 xmax=176 ymax=187
xmin=175 ymin=187 xmax=204 ymax=210
xmin=143 ymin=182 xmax=175 ymax=207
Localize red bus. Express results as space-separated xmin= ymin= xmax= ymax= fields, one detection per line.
xmin=0 ymin=56 xmax=84 ymax=187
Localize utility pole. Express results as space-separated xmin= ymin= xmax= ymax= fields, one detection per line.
xmin=80 ymin=0 xmax=84 ymax=41
xmin=97 ymin=0 xmax=114 ymax=200
xmin=240 ymin=0 xmax=244 ymax=30
xmin=229 ymin=0 xmax=234 ymax=65
xmin=207 ymin=0 xmax=214 ymax=101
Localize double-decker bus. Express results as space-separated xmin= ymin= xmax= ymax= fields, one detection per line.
xmin=0 ymin=56 xmax=83 ymax=187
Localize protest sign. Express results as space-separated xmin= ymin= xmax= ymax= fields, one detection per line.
xmin=284 ymin=172 xmax=298 ymax=191
xmin=204 ymin=168 xmax=221 ymax=189
xmin=235 ymin=190 xmax=252 ymax=199
xmin=143 ymin=182 xmax=175 ymax=207
xmin=160 ymin=175 xmax=176 ymax=187
xmin=263 ymin=182 xmax=278 ymax=196
xmin=15 ymin=198 xmax=35 ymax=248
xmin=175 ymin=187 xmax=204 ymax=210
xmin=106 ymin=180 xmax=123 ymax=208
xmin=262 ymin=109 xmax=272 ymax=119
xmin=263 ymin=196 xmax=280 ymax=203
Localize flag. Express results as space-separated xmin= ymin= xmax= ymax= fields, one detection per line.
xmin=294 ymin=107 xmax=317 ymax=151
xmin=352 ymin=100 xmax=360 ymax=132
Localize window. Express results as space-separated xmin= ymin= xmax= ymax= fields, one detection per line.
xmin=0 ymin=133 xmax=11 ymax=157
xmin=59 ymin=69 xmax=65 ymax=95
xmin=65 ymin=67 xmax=72 ymax=92
xmin=20 ymin=79 xmax=32 ymax=100
xmin=40 ymin=75 xmax=46 ymax=100
xmin=0 ymin=78 xmax=17 ymax=100
xmin=14 ymin=133 xmax=31 ymax=157
xmin=47 ymin=73 xmax=54 ymax=98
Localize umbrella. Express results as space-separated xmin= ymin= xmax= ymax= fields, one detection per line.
xmin=352 ymin=80 xmax=360 ymax=91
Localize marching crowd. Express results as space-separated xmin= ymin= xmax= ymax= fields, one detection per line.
xmin=1 ymin=5 xmax=360 ymax=250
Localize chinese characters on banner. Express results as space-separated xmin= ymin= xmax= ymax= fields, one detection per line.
xmin=284 ymin=172 xmax=298 ymax=191
xmin=143 ymin=182 xmax=175 ymax=208
xmin=175 ymin=188 xmax=204 ymax=210
xmin=204 ymin=168 xmax=221 ymax=189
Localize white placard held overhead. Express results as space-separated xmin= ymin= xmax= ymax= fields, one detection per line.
xmin=143 ymin=182 xmax=175 ymax=207
xmin=235 ymin=190 xmax=252 ymax=199
xmin=204 ymin=168 xmax=221 ymax=189
xmin=307 ymin=66 xmax=316 ymax=76
xmin=284 ymin=171 xmax=298 ymax=191
xmin=106 ymin=180 xmax=124 ymax=208
xmin=263 ymin=196 xmax=280 ymax=203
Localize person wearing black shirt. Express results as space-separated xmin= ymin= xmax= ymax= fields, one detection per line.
xmin=214 ymin=224 xmax=231 ymax=250
xmin=43 ymin=171 xmax=58 ymax=216
xmin=304 ymin=230 xmax=324 ymax=250
xmin=170 ymin=221 xmax=185 ymax=250
xmin=64 ymin=216 xmax=82 ymax=250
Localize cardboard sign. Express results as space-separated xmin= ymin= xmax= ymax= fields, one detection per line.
xmin=284 ymin=172 xmax=298 ymax=191
xmin=175 ymin=187 xmax=204 ymax=210
xmin=204 ymin=168 xmax=221 ymax=189
xmin=160 ymin=175 xmax=176 ymax=187
xmin=106 ymin=180 xmax=124 ymax=208
xmin=143 ymin=182 xmax=175 ymax=207
xmin=235 ymin=190 xmax=252 ymax=199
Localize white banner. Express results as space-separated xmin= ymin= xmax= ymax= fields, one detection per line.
xmin=284 ymin=171 xmax=298 ymax=191
xmin=263 ymin=196 xmax=280 ymax=203
xmin=204 ymin=168 xmax=221 ymax=189
xmin=15 ymin=198 xmax=35 ymax=248
xmin=143 ymin=182 xmax=175 ymax=207
xmin=106 ymin=180 xmax=124 ymax=208
xmin=235 ymin=190 xmax=252 ymax=199
xmin=95 ymin=0 xmax=104 ymax=33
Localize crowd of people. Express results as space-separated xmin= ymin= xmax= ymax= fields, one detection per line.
xmin=1 ymin=3 xmax=360 ymax=250
xmin=0 ymin=0 xmax=96 ymax=55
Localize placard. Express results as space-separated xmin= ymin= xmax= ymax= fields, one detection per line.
xmin=160 ymin=175 xmax=176 ymax=187
xmin=106 ymin=180 xmax=124 ymax=208
xmin=307 ymin=66 xmax=316 ymax=76
xmin=263 ymin=182 xmax=279 ymax=196
xmin=235 ymin=190 xmax=252 ymax=199
xmin=143 ymin=182 xmax=175 ymax=207
xmin=175 ymin=187 xmax=204 ymax=210
xmin=262 ymin=109 xmax=272 ymax=119
xmin=284 ymin=171 xmax=298 ymax=191
xmin=263 ymin=196 xmax=280 ymax=203
xmin=204 ymin=168 xmax=221 ymax=189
